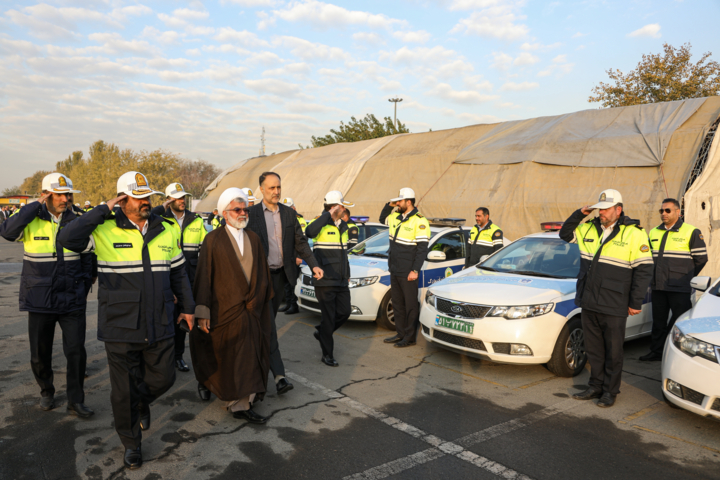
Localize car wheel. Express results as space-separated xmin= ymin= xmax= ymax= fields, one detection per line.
xmin=546 ymin=317 xmax=587 ymax=377
xmin=376 ymin=291 xmax=396 ymax=331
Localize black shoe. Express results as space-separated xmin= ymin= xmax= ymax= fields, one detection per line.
xmin=322 ymin=355 xmax=339 ymax=367
xmin=384 ymin=335 xmax=402 ymax=344
xmin=278 ymin=304 xmax=289 ymax=313
xmin=198 ymin=382 xmax=211 ymax=401
xmin=276 ymin=378 xmax=294 ymax=395
xmin=313 ymin=330 xmax=321 ymax=343
xmin=67 ymin=402 xmax=95 ymax=418
xmin=597 ymin=393 xmax=617 ymax=408
xmin=39 ymin=395 xmax=55 ymax=411
xmin=394 ymin=339 xmax=417 ymax=348
xmin=285 ymin=304 xmax=299 ymax=315
xmin=232 ymin=408 xmax=268 ymax=424
xmin=175 ymin=358 xmax=190 ymax=372
xmin=639 ymin=352 xmax=663 ymax=362
xmin=124 ymin=447 xmax=143 ymax=469
xmin=572 ymin=388 xmax=603 ymax=400
xmin=139 ymin=404 xmax=150 ymax=431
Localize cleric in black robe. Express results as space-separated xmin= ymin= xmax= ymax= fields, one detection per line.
xmin=190 ymin=188 xmax=273 ymax=424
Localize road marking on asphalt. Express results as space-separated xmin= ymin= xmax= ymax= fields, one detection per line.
xmin=618 ymin=401 xmax=663 ymax=424
xmin=632 ymin=425 xmax=720 ymax=455
xmin=287 ymin=370 xmax=581 ymax=479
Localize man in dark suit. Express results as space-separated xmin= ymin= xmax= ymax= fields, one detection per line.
xmin=246 ymin=172 xmax=323 ymax=395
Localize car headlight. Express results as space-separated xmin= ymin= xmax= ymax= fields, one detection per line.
xmin=425 ymin=290 xmax=437 ymax=306
xmin=487 ymin=304 xmax=554 ymax=320
xmin=348 ymin=276 xmax=378 ymax=288
xmin=671 ymin=326 xmax=719 ymax=363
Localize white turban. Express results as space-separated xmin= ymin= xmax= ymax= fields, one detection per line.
xmin=217 ymin=187 xmax=248 ymax=213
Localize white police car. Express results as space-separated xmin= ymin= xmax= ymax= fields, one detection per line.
xmin=661 ymin=276 xmax=720 ymax=419
xmin=419 ymin=227 xmax=653 ymax=377
xmin=296 ymin=219 xmax=507 ymax=330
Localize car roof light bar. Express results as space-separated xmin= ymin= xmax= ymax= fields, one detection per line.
xmin=350 ymin=216 xmax=370 ymax=223
xmin=540 ymin=222 xmax=563 ymax=231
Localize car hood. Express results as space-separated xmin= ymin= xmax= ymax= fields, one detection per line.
xmin=675 ymin=316 xmax=720 ymax=345
xmin=429 ymin=267 xmax=575 ymax=305
xmin=301 ymin=256 xmax=388 ymax=278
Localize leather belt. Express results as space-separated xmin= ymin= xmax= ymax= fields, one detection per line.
xmin=270 ymin=267 xmax=285 ymax=274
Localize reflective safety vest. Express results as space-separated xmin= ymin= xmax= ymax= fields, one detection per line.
xmin=297 ymin=214 xmax=307 ymax=232
xmin=648 ymin=220 xmax=707 ymax=292
xmin=155 ymin=207 xmax=207 ymax=286
xmin=305 ymin=211 xmax=350 ymax=287
xmin=57 ymin=206 xmax=195 ymax=344
xmin=466 ymin=221 xmax=503 ymax=267
xmin=380 ymin=205 xmax=430 ymax=275
xmin=83 ymin=206 xmax=93 ymax=212
xmin=559 ymin=209 xmax=654 ymax=317
xmin=212 ymin=216 xmax=222 ymax=229
xmin=345 ymin=220 xmax=359 ymax=248
xmin=0 ymin=201 xmax=91 ymax=313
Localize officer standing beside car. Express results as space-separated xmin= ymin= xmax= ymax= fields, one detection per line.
xmin=58 ymin=171 xmax=195 ymax=470
xmin=0 ymin=173 xmax=94 ymax=418
xmin=465 ymin=207 xmax=503 ymax=268
xmin=379 ymin=188 xmax=430 ymax=348
xmin=639 ymin=198 xmax=707 ymax=362
xmin=559 ymin=189 xmax=654 ymax=408
xmin=152 ymin=183 xmax=207 ymax=372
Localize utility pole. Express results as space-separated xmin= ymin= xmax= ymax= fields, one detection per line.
xmin=259 ymin=126 xmax=266 ymax=156
xmin=388 ymin=97 xmax=403 ymax=130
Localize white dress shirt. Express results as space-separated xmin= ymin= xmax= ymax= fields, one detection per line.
xmin=129 ymin=218 xmax=149 ymax=236
xmin=226 ymin=223 xmax=245 ymax=256
xmin=601 ymin=221 xmax=617 ymax=243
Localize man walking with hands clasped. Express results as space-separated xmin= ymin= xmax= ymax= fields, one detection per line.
xmin=559 ymin=189 xmax=653 ymax=408
xmin=380 ymin=188 xmax=430 ymax=348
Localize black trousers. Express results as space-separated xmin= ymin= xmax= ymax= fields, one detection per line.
xmin=105 ymin=339 xmax=175 ymax=450
xmin=390 ymin=275 xmax=420 ymax=341
xmin=315 ymin=285 xmax=351 ymax=357
xmin=28 ymin=310 xmax=87 ymax=403
xmin=650 ymin=290 xmax=693 ymax=356
xmin=269 ymin=269 xmax=288 ymax=378
xmin=581 ymin=310 xmax=626 ymax=396
xmin=172 ymin=303 xmax=186 ymax=361
xmin=283 ymin=273 xmax=298 ymax=308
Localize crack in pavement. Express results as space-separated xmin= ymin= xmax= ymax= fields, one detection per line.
xmin=622 ymin=369 xmax=662 ymax=383
xmin=336 ymin=354 xmax=435 ymax=395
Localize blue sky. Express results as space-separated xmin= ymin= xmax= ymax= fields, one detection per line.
xmin=0 ymin=0 xmax=717 ymax=192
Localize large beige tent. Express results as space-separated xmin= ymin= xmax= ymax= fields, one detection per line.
xmin=199 ymin=97 xmax=720 ymax=275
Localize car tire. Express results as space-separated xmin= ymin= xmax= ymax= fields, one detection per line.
xmin=546 ymin=316 xmax=587 ymax=377
xmin=376 ymin=291 xmax=396 ymax=331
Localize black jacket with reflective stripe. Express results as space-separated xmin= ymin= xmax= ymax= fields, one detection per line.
xmin=0 ymin=201 xmax=91 ymax=314
xmin=58 ymin=205 xmax=195 ymax=344
xmin=379 ymin=204 xmax=430 ymax=276
xmin=305 ymin=211 xmax=350 ymax=287
xmin=649 ymin=219 xmax=707 ymax=292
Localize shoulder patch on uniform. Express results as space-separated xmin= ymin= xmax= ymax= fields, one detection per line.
xmin=640 ymin=244 xmax=649 ymax=252
xmin=493 ymin=231 xmax=502 ymax=237
xmin=419 ymin=224 xmax=426 ymax=229
xmin=699 ymin=234 xmax=704 ymax=240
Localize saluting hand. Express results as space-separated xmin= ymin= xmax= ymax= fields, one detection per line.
xmin=329 ymin=204 xmax=344 ymax=221
xmin=39 ymin=192 xmax=53 ymax=204
xmin=106 ymin=194 xmax=128 ymax=210
xmin=162 ymin=198 xmax=175 ymax=209
xmin=580 ymin=205 xmax=593 ymax=216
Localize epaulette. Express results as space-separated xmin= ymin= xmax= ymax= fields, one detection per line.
xmin=416 ymin=213 xmax=424 ymax=218
xmin=297 ymin=213 xmax=304 ymax=218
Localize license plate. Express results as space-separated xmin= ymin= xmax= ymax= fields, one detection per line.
xmin=435 ymin=315 xmax=474 ymax=334
xmin=301 ymin=287 xmax=316 ymax=298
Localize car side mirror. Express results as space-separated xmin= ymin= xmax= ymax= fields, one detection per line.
xmin=690 ymin=276 xmax=712 ymax=292
xmin=427 ymin=251 xmax=446 ymax=261
xmin=479 ymin=255 xmax=490 ymax=263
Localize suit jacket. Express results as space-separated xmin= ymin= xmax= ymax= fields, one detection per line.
xmin=246 ymin=202 xmax=319 ymax=280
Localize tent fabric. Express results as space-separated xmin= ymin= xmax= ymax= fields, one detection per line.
xmin=455 ymin=98 xmax=707 ymax=168
xmin=198 ymin=97 xmax=720 ymax=265
xmin=682 ymin=119 xmax=720 ymax=279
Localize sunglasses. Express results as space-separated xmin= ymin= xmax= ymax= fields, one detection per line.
xmin=659 ymin=208 xmax=675 ymax=214
xmin=225 ymin=207 xmax=249 ymax=214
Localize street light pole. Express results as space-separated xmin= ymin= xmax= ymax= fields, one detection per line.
xmin=388 ymin=97 xmax=403 ymax=130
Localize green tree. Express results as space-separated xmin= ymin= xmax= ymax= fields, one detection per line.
xmin=174 ymin=159 xmax=222 ymax=198
xmin=310 ymin=114 xmax=410 ymax=147
xmin=589 ymin=43 xmax=720 ymax=108
xmin=2 ymin=186 xmax=21 ymax=196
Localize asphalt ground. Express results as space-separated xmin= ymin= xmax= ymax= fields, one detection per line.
xmin=1 ymin=240 xmax=719 ymax=480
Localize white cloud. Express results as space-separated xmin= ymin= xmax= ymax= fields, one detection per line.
xmin=392 ymin=30 xmax=432 ymax=44
xmin=500 ymin=81 xmax=539 ymax=91
xmin=513 ymin=52 xmax=539 ymax=66
xmin=261 ymin=1 xmax=406 ymax=31
xmin=274 ymin=36 xmax=350 ymax=61
xmin=353 ymin=32 xmax=385 ymax=46
xmin=450 ymin=3 xmax=529 ymax=41
xmin=245 ymin=78 xmax=301 ymax=96
xmin=263 ymin=62 xmax=312 ymax=76
xmin=627 ymin=23 xmax=661 ymax=38
xmin=87 ymin=33 xmax=157 ymax=56
xmin=5 ymin=4 xmax=120 ymax=41
xmin=158 ymin=8 xmax=209 ymax=29
xmin=380 ymin=46 xmax=457 ymax=65
xmin=572 ymin=32 xmax=587 ymax=38
xmin=426 ymin=83 xmax=498 ymax=104
xmin=214 ymin=27 xmax=271 ymax=47
xmin=221 ymin=0 xmax=279 ymax=6
xmin=446 ymin=0 xmax=504 ymax=11
xmin=285 ymin=102 xmax=345 ymax=114
xmin=490 ymin=52 xmax=513 ymax=71
xmin=520 ymin=42 xmax=562 ymax=51
xmin=537 ymin=54 xmax=574 ymax=77
xmin=141 ymin=26 xmax=183 ymax=45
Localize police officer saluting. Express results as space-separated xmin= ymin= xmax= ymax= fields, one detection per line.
xmin=639 ymin=198 xmax=707 ymax=361
xmin=153 ymin=183 xmax=207 ymax=372
xmin=380 ymin=188 xmax=430 ymax=348
xmin=305 ymin=191 xmax=355 ymax=366
xmin=341 ymin=209 xmax=359 ymax=249
xmin=559 ymin=189 xmax=653 ymax=407
xmin=0 ymin=173 xmax=93 ymax=417
xmin=465 ymin=207 xmax=503 ymax=268
xmin=58 ymin=171 xmax=195 ymax=470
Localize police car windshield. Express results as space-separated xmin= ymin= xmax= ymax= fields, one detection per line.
xmin=479 ymin=237 xmax=580 ymax=279
xmin=350 ymin=230 xmax=389 ymax=257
